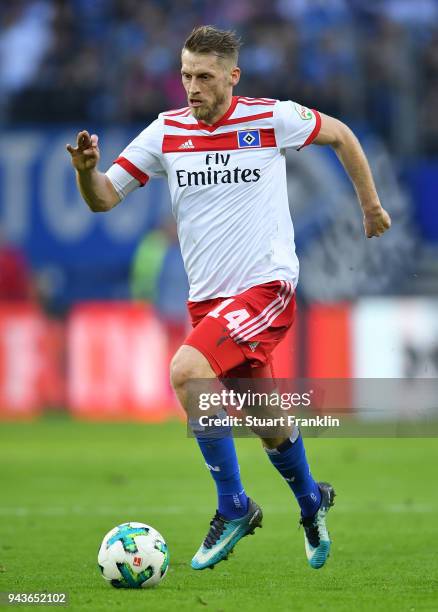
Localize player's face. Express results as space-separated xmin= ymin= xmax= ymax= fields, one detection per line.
xmin=181 ymin=50 xmax=240 ymax=124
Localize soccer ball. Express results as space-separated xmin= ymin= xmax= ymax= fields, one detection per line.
xmin=98 ymin=522 xmax=169 ymax=588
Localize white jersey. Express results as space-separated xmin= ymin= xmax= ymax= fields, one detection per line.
xmin=106 ymin=96 xmax=321 ymax=301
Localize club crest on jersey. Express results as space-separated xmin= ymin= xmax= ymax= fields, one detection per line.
xmin=237 ymin=130 xmax=261 ymax=148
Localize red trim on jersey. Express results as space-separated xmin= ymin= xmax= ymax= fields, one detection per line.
xmin=164 ymin=111 xmax=273 ymax=131
xmin=237 ymin=97 xmax=276 ymax=106
xmin=239 ymin=96 xmax=276 ymax=103
xmin=164 ymin=119 xmax=204 ymax=130
xmin=163 ymin=106 xmax=190 ymax=117
xmin=237 ymin=100 xmax=276 ymax=106
xmin=298 ymin=109 xmax=322 ymax=150
xmin=196 ymin=96 xmax=239 ymax=132
xmin=162 ymin=128 xmax=277 ymax=153
xmin=223 ymin=111 xmax=274 ymax=126
xmin=162 ymin=98 xmax=242 ymax=131
xmin=113 ymin=157 xmax=150 ymax=186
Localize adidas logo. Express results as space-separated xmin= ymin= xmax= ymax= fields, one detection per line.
xmin=178 ymin=139 xmax=195 ymax=149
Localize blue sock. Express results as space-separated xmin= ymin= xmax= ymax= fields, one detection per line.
xmin=265 ymin=431 xmax=321 ymax=517
xmin=191 ymin=419 xmax=248 ymax=520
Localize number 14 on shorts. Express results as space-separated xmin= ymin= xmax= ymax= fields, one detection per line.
xmin=208 ymin=299 xmax=250 ymax=330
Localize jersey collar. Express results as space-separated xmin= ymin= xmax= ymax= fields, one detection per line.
xmin=195 ymin=96 xmax=239 ymax=132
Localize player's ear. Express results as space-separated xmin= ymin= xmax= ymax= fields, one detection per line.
xmin=230 ymin=66 xmax=240 ymax=87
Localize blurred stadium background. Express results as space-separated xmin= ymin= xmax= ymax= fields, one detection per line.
xmin=2 ymin=3 xmax=438 ymax=610
xmin=0 ymin=0 xmax=437 ymax=419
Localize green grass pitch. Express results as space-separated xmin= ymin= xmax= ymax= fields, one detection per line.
xmin=1 ymin=416 xmax=437 ymax=611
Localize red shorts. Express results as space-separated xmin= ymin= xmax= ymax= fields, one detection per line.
xmin=184 ymin=280 xmax=296 ymax=377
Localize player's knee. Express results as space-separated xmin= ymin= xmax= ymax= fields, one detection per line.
xmin=169 ymin=356 xmax=190 ymax=391
xmin=170 ymin=345 xmax=213 ymax=391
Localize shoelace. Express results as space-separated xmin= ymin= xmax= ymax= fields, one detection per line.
xmin=203 ymin=511 xmax=227 ymax=549
xmin=299 ymin=514 xmax=320 ymax=548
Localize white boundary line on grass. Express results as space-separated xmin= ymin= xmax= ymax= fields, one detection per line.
xmin=0 ymin=504 xmax=435 ymax=516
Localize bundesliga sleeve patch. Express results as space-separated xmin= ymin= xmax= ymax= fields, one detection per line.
xmin=294 ymin=103 xmax=313 ymax=120
xmin=237 ymin=130 xmax=261 ymax=148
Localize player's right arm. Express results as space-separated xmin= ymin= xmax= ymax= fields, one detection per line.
xmin=66 ymin=130 xmax=121 ymax=212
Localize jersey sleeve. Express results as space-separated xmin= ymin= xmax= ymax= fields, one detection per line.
xmin=105 ymin=118 xmax=166 ymax=199
xmin=273 ymin=100 xmax=321 ymax=151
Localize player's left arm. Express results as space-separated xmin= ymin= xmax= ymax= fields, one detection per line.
xmin=313 ymin=113 xmax=391 ymax=238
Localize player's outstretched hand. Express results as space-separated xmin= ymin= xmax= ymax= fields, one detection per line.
xmin=363 ymin=207 xmax=391 ymax=238
xmin=66 ymin=130 xmax=100 ymax=172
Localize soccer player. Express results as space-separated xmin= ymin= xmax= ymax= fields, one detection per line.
xmin=67 ymin=26 xmax=391 ymax=571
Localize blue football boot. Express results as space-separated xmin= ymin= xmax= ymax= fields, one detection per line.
xmin=300 ymin=482 xmax=336 ymax=569
xmin=191 ymin=498 xmax=263 ymax=570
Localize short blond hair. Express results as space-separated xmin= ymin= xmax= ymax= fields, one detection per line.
xmin=183 ymin=25 xmax=241 ymax=64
